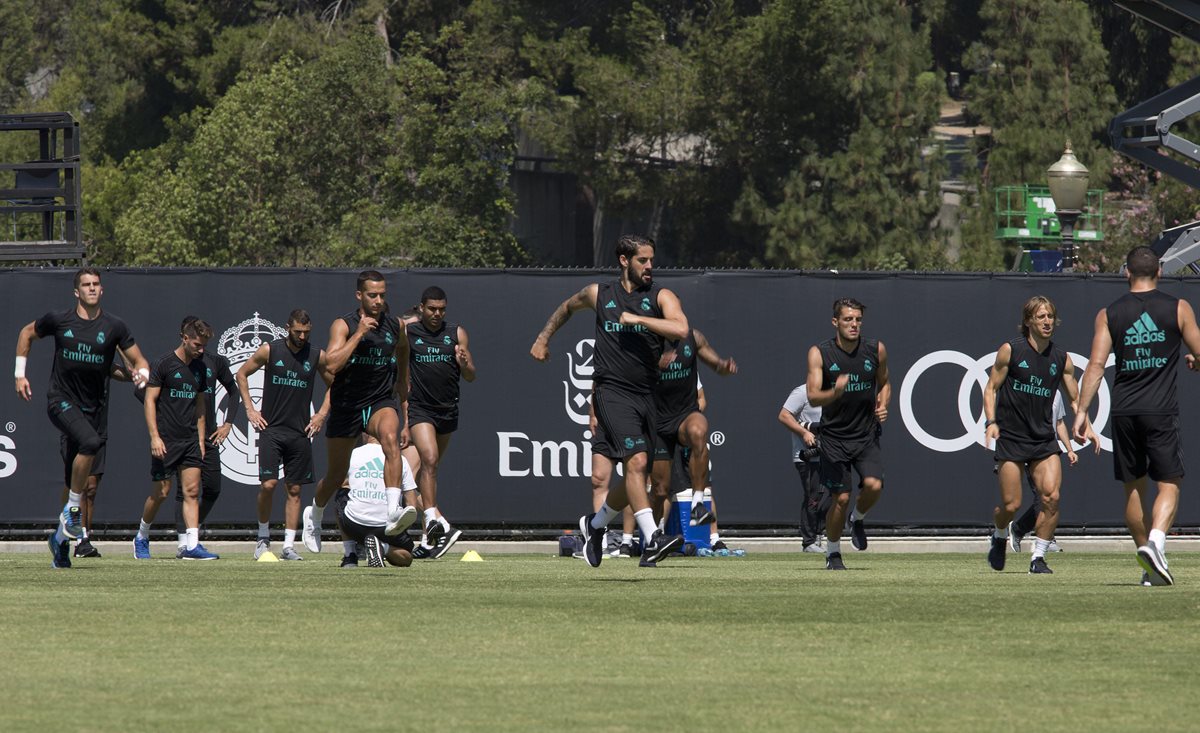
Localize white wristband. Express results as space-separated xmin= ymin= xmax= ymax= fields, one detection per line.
xmin=137 ymin=367 xmax=150 ymax=381
xmin=14 ymin=356 xmax=26 ymax=379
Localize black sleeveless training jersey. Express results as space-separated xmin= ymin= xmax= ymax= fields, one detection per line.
xmin=148 ymin=352 xmax=207 ymax=443
xmin=817 ymin=338 xmax=880 ymax=442
xmin=262 ymin=340 xmax=316 ymax=430
xmin=593 ymin=280 xmax=665 ymax=395
xmin=655 ymin=329 xmax=699 ymax=419
xmin=1107 ymin=290 xmax=1181 ymax=416
xmin=407 ymin=320 xmax=461 ymax=410
xmin=198 ymin=352 xmax=238 ymax=436
xmin=34 ymin=308 xmax=135 ymax=413
xmin=997 ymin=337 xmax=1066 ymax=444
xmin=331 ymin=310 xmax=400 ymax=409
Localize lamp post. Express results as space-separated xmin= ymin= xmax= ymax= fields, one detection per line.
xmin=1046 ymin=142 xmax=1089 ymax=272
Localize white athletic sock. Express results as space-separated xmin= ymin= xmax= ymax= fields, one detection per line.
xmin=311 ymin=500 xmax=324 ymax=523
xmin=177 ymin=532 xmax=187 ymax=548
xmin=137 ymin=520 xmax=152 ymax=541
xmin=850 ymin=507 xmax=868 ymax=522
xmin=994 ymin=526 xmax=1010 ymax=539
xmin=67 ymin=491 xmax=82 ymax=509
xmin=284 ymin=529 xmax=296 ymax=548
xmin=691 ymin=492 xmax=704 ymax=508
xmin=53 ymin=527 xmax=69 ymax=545
xmin=439 ymin=516 xmax=451 ymax=532
xmin=1032 ymin=538 xmax=1050 ymax=560
xmin=591 ymin=503 xmax=620 ymax=530
xmin=633 ymin=508 xmax=658 ymax=539
xmin=827 ymin=540 xmax=841 ymax=556
xmin=257 ymin=522 xmax=270 ymax=540
xmin=386 ymin=487 xmax=402 ymax=515
xmin=1149 ymin=529 xmax=1166 ymax=555
xmin=621 ymin=533 xmax=633 ymax=545
xmin=343 ymin=540 xmax=356 ymax=556
xmin=80 ymin=527 xmax=89 ymax=539
xmin=185 ymin=528 xmax=199 ymax=550
xmin=710 ymin=532 xmax=720 ymax=543
xmin=423 ymin=508 xmax=438 ymax=525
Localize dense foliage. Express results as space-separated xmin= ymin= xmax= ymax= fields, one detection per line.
xmin=0 ymin=1 xmax=1190 ymax=270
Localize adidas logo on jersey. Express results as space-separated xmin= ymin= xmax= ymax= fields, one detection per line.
xmin=173 ymin=372 xmax=182 ymax=379
xmin=1125 ymin=312 xmax=1166 ymax=346
xmin=1017 ymin=360 xmax=1029 ymax=369
xmin=275 ymin=359 xmax=285 ymax=367
xmin=63 ymin=329 xmax=74 ymax=338
xmin=416 ymin=338 xmax=424 ymax=345
xmin=605 ymin=300 xmax=617 ymax=309
xmin=352 ymin=457 xmax=386 ymax=480
xmin=829 ymin=363 xmax=841 ymax=372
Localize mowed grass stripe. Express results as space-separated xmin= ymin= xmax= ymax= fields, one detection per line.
xmin=1 ymin=552 xmax=1196 ymax=732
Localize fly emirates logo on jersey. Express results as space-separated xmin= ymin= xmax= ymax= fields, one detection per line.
xmin=496 ymin=338 xmax=600 ymax=478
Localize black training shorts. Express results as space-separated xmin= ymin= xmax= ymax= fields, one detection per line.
xmin=818 ymin=434 xmax=883 ymax=494
xmin=408 ymin=402 xmax=459 ymax=435
xmin=258 ymin=426 xmax=315 ymax=485
xmin=591 ymin=385 xmax=655 ymax=460
xmin=994 ymin=436 xmax=1061 ymax=465
xmin=327 ymin=397 xmax=399 ymax=439
xmin=333 ymin=488 xmax=415 ymax=552
xmin=151 ymin=440 xmax=204 ymax=481
xmin=1111 ymin=414 xmax=1185 ymax=482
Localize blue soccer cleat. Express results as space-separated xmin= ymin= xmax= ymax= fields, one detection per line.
xmin=133 ymin=536 xmax=151 ymax=559
xmin=179 ymin=544 xmax=219 ymax=560
xmin=48 ymin=533 xmax=71 ymax=569
xmin=60 ymin=505 xmax=83 ymax=540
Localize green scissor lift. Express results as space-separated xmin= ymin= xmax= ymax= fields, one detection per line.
xmin=994 ymin=184 xmax=1104 ymax=271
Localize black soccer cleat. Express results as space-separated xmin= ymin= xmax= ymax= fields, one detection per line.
xmin=74 ymin=538 xmax=101 ymax=558
xmin=430 ymin=527 xmax=463 ymax=560
xmin=424 ymin=520 xmax=445 ymax=546
xmin=688 ymin=503 xmax=715 ymax=526
xmin=642 ymin=531 xmax=683 ymax=565
xmin=825 ymin=552 xmax=846 ymax=571
xmin=411 ymin=545 xmax=432 ymax=560
xmin=579 ymin=513 xmax=606 ymax=568
xmin=1029 ymin=557 xmax=1053 ymax=574
xmin=988 ymin=535 xmax=1007 ymax=571
xmin=850 ymin=519 xmax=868 ymax=551
xmin=340 ymin=552 xmax=359 ymax=568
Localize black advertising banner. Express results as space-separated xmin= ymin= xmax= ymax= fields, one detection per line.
xmin=2 ymin=268 xmax=1200 ymax=528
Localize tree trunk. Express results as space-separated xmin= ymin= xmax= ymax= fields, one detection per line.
xmin=375 ymin=12 xmax=392 ymax=68
xmin=591 ymin=192 xmax=605 ymax=267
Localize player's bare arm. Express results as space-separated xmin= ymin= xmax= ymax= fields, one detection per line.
xmin=618 ymin=288 xmax=688 ymax=342
xmin=983 ymin=341 xmax=1012 ymax=444
xmin=237 ymin=344 xmax=271 ymax=430
xmin=14 ymin=320 xmax=39 ymax=401
xmin=1074 ymin=308 xmax=1112 ymax=442
xmin=305 ymin=349 xmax=332 ymax=438
xmin=393 ymin=317 xmax=409 ymax=403
xmin=806 ymin=346 xmax=847 ymax=407
xmin=694 ymin=329 xmax=737 ymax=376
xmin=456 ymin=325 xmax=476 ymax=382
xmin=324 ymin=318 xmax=367 ymax=375
xmin=145 ymin=385 xmax=166 ymax=458
xmin=778 ymin=406 xmax=818 ymax=446
xmin=119 ymin=344 xmax=150 ymax=388
xmin=1059 ymin=358 xmax=1101 ymax=454
xmin=875 ymin=341 xmax=891 ymax=422
xmin=531 ymin=284 xmax=598 ymax=361
xmin=1178 ymin=299 xmax=1200 ymax=370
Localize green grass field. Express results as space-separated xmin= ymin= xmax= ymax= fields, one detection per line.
xmin=2 ymin=550 xmax=1198 ymax=732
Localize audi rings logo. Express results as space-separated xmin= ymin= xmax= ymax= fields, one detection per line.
xmin=899 ymin=350 xmax=1114 ymax=453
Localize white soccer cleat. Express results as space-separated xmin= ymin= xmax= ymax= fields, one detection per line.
xmin=384 ymin=505 xmax=417 ymax=536
xmin=302 ymin=505 xmax=322 ymax=553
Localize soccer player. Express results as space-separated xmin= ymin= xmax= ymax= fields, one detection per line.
xmin=983 ymin=296 xmax=1088 ymax=574
xmin=14 ymin=267 xmax=149 ymax=568
xmin=169 ymin=315 xmax=241 ymax=557
xmin=1007 ymin=391 xmax=1099 ymax=553
xmin=334 ymin=434 xmax=419 ymax=568
xmin=778 ymin=383 xmax=829 ymax=553
xmin=237 ymin=309 xmax=331 ymax=561
xmin=806 ymin=297 xmax=891 ymax=571
xmin=302 ymin=271 xmax=411 ymax=553
xmin=1074 ymin=246 xmax=1200 ymax=586
xmin=649 ymin=329 xmax=736 ymax=532
xmin=406 ymin=286 xmax=475 ymax=559
xmin=531 ymin=234 xmax=687 ymax=568
xmin=136 ymin=318 xmax=218 ymax=560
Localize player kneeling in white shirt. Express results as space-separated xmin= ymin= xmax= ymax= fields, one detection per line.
xmin=335 ymin=435 xmax=419 ymax=567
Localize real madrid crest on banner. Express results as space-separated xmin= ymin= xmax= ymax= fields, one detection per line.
xmin=214 ymin=313 xmax=287 ymax=485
